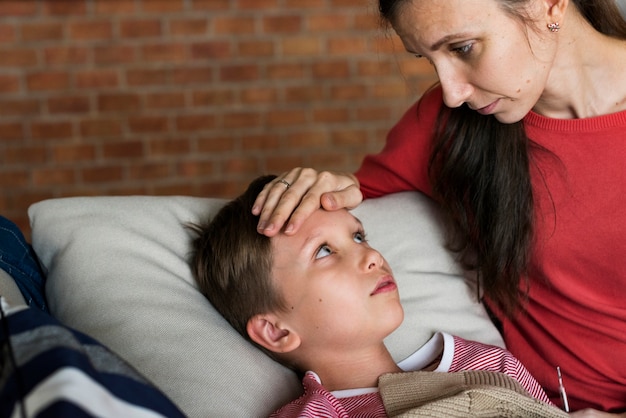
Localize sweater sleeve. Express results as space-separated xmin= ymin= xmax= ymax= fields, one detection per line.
xmin=355 ymin=86 xmax=444 ymax=199
xmin=448 ymin=335 xmax=553 ymax=405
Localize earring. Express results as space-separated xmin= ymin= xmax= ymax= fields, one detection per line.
xmin=547 ymin=22 xmax=560 ymax=32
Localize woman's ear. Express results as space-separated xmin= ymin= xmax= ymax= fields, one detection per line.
xmin=544 ymin=0 xmax=568 ymax=27
xmin=247 ymin=314 xmax=301 ymax=354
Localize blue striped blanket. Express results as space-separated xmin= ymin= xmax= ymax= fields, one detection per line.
xmin=0 ymin=299 xmax=186 ymax=418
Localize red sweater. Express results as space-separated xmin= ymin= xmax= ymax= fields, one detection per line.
xmin=355 ymin=86 xmax=626 ymax=412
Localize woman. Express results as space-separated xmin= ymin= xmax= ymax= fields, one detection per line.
xmin=252 ymin=0 xmax=626 ymax=413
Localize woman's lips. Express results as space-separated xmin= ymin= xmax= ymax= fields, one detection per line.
xmin=371 ymin=275 xmax=397 ymax=295
xmin=476 ymin=99 xmax=499 ymax=115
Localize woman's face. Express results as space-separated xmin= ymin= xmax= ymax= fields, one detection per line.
xmin=392 ymin=0 xmax=556 ymax=123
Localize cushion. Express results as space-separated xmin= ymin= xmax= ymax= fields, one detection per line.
xmin=28 ymin=191 xmax=504 ymax=417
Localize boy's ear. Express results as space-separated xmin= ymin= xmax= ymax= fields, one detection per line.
xmin=247 ymin=314 xmax=301 ymax=354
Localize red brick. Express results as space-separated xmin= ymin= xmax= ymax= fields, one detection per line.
xmin=148 ymin=138 xmax=191 ymax=156
xmin=267 ymin=63 xmax=305 ymax=79
xmin=241 ymin=133 xmax=281 ymax=150
xmin=193 ymin=90 xmax=235 ymax=107
xmin=128 ymin=162 xmax=172 ymax=180
xmin=177 ymin=160 xmax=215 ymax=177
xmin=0 ymin=48 xmax=37 ymax=67
xmin=75 ymin=70 xmax=119 ymax=88
xmin=81 ymin=165 xmax=124 ymax=183
xmin=222 ymin=156 xmax=260 ymax=175
xmin=0 ymin=25 xmax=16 ymax=43
xmin=80 ymin=118 xmax=122 ymax=137
xmin=32 ymin=167 xmax=76 ymax=186
xmin=94 ymin=45 xmax=136 ymax=65
xmin=126 ymin=68 xmax=168 ymax=85
xmin=102 ymin=141 xmax=144 ymax=159
xmin=21 ymin=22 xmax=64 ymax=42
xmin=284 ymin=86 xmax=324 ymax=102
xmin=3 ymin=146 xmax=46 ymax=165
xmin=331 ymin=128 xmax=369 ymax=146
xmin=30 ymin=121 xmax=73 ymax=139
xmin=312 ymin=107 xmax=350 ymax=123
xmin=284 ymin=130 xmax=329 ymax=148
xmin=263 ymin=15 xmax=302 ymax=33
xmin=0 ymin=169 xmax=29 ymax=187
xmin=219 ymin=64 xmax=258 ymax=82
xmin=0 ymin=99 xmax=40 ymax=116
xmin=355 ymin=105 xmax=392 ymax=122
xmin=284 ymin=0 xmax=324 ymax=8
xmin=176 ymin=114 xmax=217 ymax=131
xmin=266 ymin=109 xmax=307 ymax=127
xmin=128 ymin=116 xmax=169 ymax=133
xmin=94 ymin=0 xmax=136 ymax=14
xmin=120 ymin=19 xmax=162 ymax=38
xmin=170 ymin=19 xmax=208 ymax=36
xmin=281 ymin=37 xmax=321 ymax=56
xmin=141 ymin=0 xmax=183 ymax=13
xmin=44 ymin=0 xmax=87 ymax=16
xmin=0 ymin=1 xmax=38 ymax=17
xmin=266 ymin=155 xmax=306 ymax=173
xmin=222 ymin=111 xmax=262 ymax=129
xmin=196 ymin=136 xmax=236 ymax=153
xmin=0 ymin=75 xmax=20 ymax=93
xmin=238 ymin=0 xmax=278 ymax=9
xmin=212 ymin=16 xmax=255 ymax=35
xmin=0 ymin=122 xmax=23 ymax=140
xmin=171 ymin=67 xmax=213 ymax=85
xmin=190 ymin=41 xmax=231 ymax=59
xmin=307 ymin=13 xmax=349 ymax=31
xmin=241 ymin=87 xmax=278 ymax=104
xmin=312 ymin=61 xmax=350 ymax=78
xmin=141 ymin=42 xmax=187 ymax=62
xmin=69 ymin=20 xmax=113 ymax=40
xmin=26 ymin=72 xmax=70 ymax=91
xmin=328 ymin=36 xmax=367 ymax=55
xmin=191 ymin=0 xmax=230 ymax=11
xmin=98 ymin=93 xmax=141 ymax=112
xmin=44 ymin=46 xmax=89 ymax=65
xmin=48 ymin=96 xmax=91 ymax=114
xmin=330 ymin=83 xmax=368 ymax=100
xmin=238 ymin=40 xmax=274 ymax=57
xmin=144 ymin=92 xmax=186 ymax=109
xmin=52 ymin=144 xmax=97 ymax=163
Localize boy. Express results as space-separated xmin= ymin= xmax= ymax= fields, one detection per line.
xmin=190 ymin=175 xmax=565 ymax=417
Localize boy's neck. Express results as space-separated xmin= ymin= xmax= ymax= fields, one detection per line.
xmin=303 ymin=343 xmax=402 ymax=391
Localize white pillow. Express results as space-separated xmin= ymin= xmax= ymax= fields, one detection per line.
xmin=29 ymin=191 xmax=503 ymax=418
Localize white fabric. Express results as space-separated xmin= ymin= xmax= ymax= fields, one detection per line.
xmin=28 ymin=191 xmax=503 ymax=418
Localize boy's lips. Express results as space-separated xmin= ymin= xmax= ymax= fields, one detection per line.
xmin=370 ymin=275 xmax=397 ymax=295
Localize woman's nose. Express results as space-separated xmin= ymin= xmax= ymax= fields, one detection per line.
xmin=364 ymin=248 xmax=384 ymax=270
xmin=437 ymin=66 xmax=473 ymax=108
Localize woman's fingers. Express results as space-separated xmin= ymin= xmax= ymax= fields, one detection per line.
xmin=253 ymin=168 xmax=361 ymax=237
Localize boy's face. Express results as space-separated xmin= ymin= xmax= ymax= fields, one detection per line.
xmin=271 ymin=208 xmax=404 ymax=350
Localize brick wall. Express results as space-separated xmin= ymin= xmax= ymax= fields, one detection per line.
xmin=1 ymin=0 xmax=436 ymax=237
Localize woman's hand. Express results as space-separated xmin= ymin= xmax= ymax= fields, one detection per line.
xmin=252 ymin=167 xmax=362 ymax=237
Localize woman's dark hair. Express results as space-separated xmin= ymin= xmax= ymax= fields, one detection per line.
xmin=379 ymin=0 xmax=626 ymax=316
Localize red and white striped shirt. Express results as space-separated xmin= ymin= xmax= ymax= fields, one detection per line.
xmin=270 ymin=332 xmax=551 ymax=417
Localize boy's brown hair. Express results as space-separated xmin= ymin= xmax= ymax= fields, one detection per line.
xmin=190 ymin=174 xmax=288 ymax=344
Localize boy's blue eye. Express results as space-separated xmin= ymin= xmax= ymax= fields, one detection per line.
xmin=315 ymin=244 xmax=332 ymax=259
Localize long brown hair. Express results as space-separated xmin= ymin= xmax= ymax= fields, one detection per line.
xmin=379 ymin=0 xmax=626 ymax=316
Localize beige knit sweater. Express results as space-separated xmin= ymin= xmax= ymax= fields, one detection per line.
xmin=379 ymin=370 xmax=569 ymax=417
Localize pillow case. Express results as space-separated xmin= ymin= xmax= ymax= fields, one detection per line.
xmin=29 ymin=191 xmax=503 ymax=417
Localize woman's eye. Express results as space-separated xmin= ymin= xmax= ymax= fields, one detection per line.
xmin=315 ymin=244 xmax=332 ymax=259
xmin=353 ymin=231 xmax=366 ymax=243
xmin=453 ymin=43 xmax=473 ymax=56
